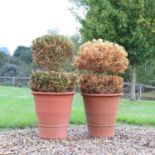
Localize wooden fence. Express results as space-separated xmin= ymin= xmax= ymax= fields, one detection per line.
xmin=124 ymin=82 xmax=155 ymax=100
xmin=0 ymin=76 xmax=30 ymax=87
xmin=0 ymin=77 xmax=155 ymax=100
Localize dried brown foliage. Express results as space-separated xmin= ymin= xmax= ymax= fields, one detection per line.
xmin=80 ymin=74 xmax=123 ymax=94
xmin=30 ymin=71 xmax=77 ymax=92
xmin=30 ymin=35 xmax=77 ymax=92
xmin=75 ymin=39 xmax=129 ymax=94
xmin=75 ymin=40 xmax=129 ymax=74
xmin=32 ymin=35 xmax=73 ymax=71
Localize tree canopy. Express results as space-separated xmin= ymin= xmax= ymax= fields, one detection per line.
xmin=13 ymin=46 xmax=32 ymax=64
xmin=0 ymin=51 xmax=10 ymax=67
xmin=71 ymin=0 xmax=155 ymax=66
xmin=71 ymin=0 xmax=155 ymax=100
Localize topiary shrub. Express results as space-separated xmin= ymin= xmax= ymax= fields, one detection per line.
xmin=75 ymin=39 xmax=129 ymax=94
xmin=30 ymin=34 xmax=77 ymax=92
xmin=30 ymin=71 xmax=77 ymax=92
xmin=32 ymin=35 xmax=73 ymax=71
xmin=75 ymin=40 xmax=128 ymax=73
xmin=79 ymin=74 xmax=123 ymax=94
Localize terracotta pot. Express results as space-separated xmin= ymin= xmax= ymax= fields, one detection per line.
xmin=32 ymin=92 xmax=75 ymax=139
xmin=82 ymin=93 xmax=121 ymax=137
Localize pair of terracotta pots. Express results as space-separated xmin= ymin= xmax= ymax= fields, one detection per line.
xmin=32 ymin=92 xmax=121 ymax=139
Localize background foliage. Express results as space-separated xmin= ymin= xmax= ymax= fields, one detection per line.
xmin=71 ymin=0 xmax=155 ymax=99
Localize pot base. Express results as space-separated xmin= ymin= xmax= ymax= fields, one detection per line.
xmin=87 ymin=125 xmax=115 ymax=137
xmin=38 ymin=126 xmax=68 ymax=139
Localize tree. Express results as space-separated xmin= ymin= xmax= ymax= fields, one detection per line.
xmin=13 ymin=46 xmax=32 ymax=64
xmin=0 ymin=51 xmax=10 ymax=67
xmin=62 ymin=34 xmax=83 ymax=72
xmin=0 ymin=63 xmax=17 ymax=76
xmin=47 ymin=28 xmax=59 ymax=35
xmin=71 ymin=0 xmax=155 ymax=100
xmin=136 ymin=60 xmax=155 ymax=85
xmin=70 ymin=33 xmax=83 ymax=55
xmin=0 ymin=51 xmax=4 ymax=60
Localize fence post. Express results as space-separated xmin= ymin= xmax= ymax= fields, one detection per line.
xmin=139 ymin=84 xmax=142 ymax=99
xmin=13 ymin=77 xmax=15 ymax=87
xmin=137 ymin=84 xmax=142 ymax=100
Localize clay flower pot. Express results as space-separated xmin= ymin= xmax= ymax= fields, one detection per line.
xmin=82 ymin=93 xmax=121 ymax=137
xmin=32 ymin=92 xmax=75 ymax=139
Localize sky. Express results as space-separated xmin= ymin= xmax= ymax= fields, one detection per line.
xmin=0 ymin=0 xmax=80 ymax=54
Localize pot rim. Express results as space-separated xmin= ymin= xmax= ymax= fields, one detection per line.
xmin=32 ymin=91 xmax=76 ymax=96
xmin=81 ymin=93 xmax=123 ymax=97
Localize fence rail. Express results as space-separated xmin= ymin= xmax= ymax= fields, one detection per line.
xmin=0 ymin=76 xmax=30 ymax=87
xmin=123 ymin=82 xmax=155 ymax=100
xmin=0 ymin=77 xmax=155 ymax=100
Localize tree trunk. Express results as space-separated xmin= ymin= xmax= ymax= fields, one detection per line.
xmin=130 ymin=64 xmax=136 ymax=101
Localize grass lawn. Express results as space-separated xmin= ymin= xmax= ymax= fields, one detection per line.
xmin=0 ymin=86 xmax=155 ymax=128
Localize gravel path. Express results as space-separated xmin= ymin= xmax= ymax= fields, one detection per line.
xmin=0 ymin=125 xmax=155 ymax=155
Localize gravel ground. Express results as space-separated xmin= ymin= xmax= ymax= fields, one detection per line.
xmin=0 ymin=125 xmax=155 ymax=155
